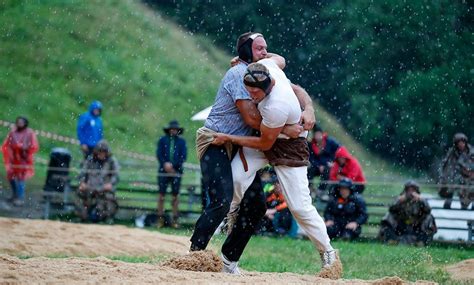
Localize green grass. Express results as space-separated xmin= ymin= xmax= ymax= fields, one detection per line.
xmin=239 ymin=238 xmax=472 ymax=283
xmin=8 ymin=219 xmax=473 ymax=283
xmin=202 ymin=234 xmax=469 ymax=284
xmin=135 ymin=225 xmax=473 ymax=283
xmin=0 ymin=0 xmax=229 ymax=163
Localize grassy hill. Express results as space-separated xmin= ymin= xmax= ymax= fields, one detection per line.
xmin=0 ymin=0 xmax=228 ymax=161
xmin=0 ymin=0 xmax=407 ymax=184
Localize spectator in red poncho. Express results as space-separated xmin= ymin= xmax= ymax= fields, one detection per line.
xmin=329 ymin=146 xmax=366 ymax=193
xmin=1 ymin=117 xmax=39 ymax=206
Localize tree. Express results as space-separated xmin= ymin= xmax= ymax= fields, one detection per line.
xmin=146 ymin=0 xmax=473 ymax=170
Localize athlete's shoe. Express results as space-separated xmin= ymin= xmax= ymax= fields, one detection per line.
xmin=320 ymin=250 xmax=337 ymax=268
xmin=221 ymin=253 xmax=241 ymax=275
xmin=317 ymin=249 xmax=342 ymax=279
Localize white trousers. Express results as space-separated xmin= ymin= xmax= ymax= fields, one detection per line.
xmin=230 ymin=147 xmax=333 ymax=253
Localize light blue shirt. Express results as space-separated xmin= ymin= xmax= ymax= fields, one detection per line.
xmin=204 ymin=62 xmax=253 ymax=136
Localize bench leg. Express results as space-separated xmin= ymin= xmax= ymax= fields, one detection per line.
xmin=468 ymin=222 xmax=473 ymax=242
xmin=44 ymin=199 xmax=51 ymax=220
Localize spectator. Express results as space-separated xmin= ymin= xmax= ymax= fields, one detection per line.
xmin=156 ymin=120 xmax=187 ymax=228
xmin=77 ymin=101 xmax=103 ymax=158
xmin=439 ymin=133 xmax=474 ymax=210
xmin=378 ymin=181 xmax=437 ymax=246
xmin=324 ymin=178 xmax=368 ymax=240
xmin=1 ymin=116 xmax=39 ymax=207
xmin=259 ymin=176 xmax=294 ymax=236
xmin=307 ymin=125 xmax=340 ymax=192
xmin=329 ymin=146 xmax=366 ymax=193
xmin=77 ymin=140 xmax=119 ymax=223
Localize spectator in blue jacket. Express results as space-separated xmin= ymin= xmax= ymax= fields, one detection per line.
xmin=307 ymin=125 xmax=341 ymax=193
xmin=324 ymin=178 xmax=368 ymax=240
xmin=156 ymin=120 xmax=187 ymax=228
xmin=77 ymin=101 xmax=104 ymax=158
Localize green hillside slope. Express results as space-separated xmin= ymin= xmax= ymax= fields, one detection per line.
xmin=0 ymin=0 xmax=228 ymax=162
xmin=0 ymin=0 xmax=404 ymax=182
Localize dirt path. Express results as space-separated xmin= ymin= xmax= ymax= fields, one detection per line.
xmin=0 ymin=217 xmax=451 ymax=284
xmin=1 ymin=254 xmax=434 ymax=285
xmin=445 ymin=259 xmax=474 ymax=282
xmin=0 ymin=217 xmax=189 ymax=257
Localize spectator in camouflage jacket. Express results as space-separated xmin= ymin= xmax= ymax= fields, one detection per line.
xmin=77 ymin=140 xmax=119 ymax=222
xmin=379 ymin=181 xmax=437 ymax=246
xmin=439 ymin=133 xmax=474 ymax=210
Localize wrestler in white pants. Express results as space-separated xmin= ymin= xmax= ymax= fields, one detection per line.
xmin=230 ymin=147 xmax=333 ymax=253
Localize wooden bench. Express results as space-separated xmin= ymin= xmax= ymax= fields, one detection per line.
xmin=40 ymin=177 xmax=473 ymax=243
xmin=314 ymin=194 xmax=474 ymax=243
xmin=42 ymin=181 xmax=204 ymax=220
xmin=115 ymin=184 xmax=203 ymax=225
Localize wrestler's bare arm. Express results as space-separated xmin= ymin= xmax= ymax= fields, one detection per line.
xmin=235 ymin=99 xmax=262 ymax=130
xmin=213 ymin=123 xmax=283 ymax=151
xmin=291 ymin=83 xmax=315 ymax=130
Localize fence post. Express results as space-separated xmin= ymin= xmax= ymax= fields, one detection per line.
xmin=468 ymin=220 xmax=473 ymax=242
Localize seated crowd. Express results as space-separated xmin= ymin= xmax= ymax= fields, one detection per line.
xmin=3 ymin=113 xmax=470 ymax=246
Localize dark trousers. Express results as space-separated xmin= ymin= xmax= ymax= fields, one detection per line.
xmin=190 ymin=145 xmax=266 ymax=258
xmin=190 ymin=145 xmax=235 ymax=250
xmin=201 ymin=177 xmax=209 ymax=210
xmin=158 ymin=171 xmax=182 ymax=195
xmin=9 ymin=179 xmax=26 ymax=200
xmin=221 ymin=176 xmax=266 ymax=261
xmin=326 ymin=221 xmax=361 ymax=240
xmin=384 ymin=223 xmax=433 ymax=245
xmin=76 ymin=190 xmax=118 ymax=222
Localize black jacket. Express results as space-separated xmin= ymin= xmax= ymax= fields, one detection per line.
xmin=156 ymin=135 xmax=187 ymax=173
xmin=308 ymin=134 xmax=340 ymax=168
xmin=324 ymin=193 xmax=368 ymax=226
